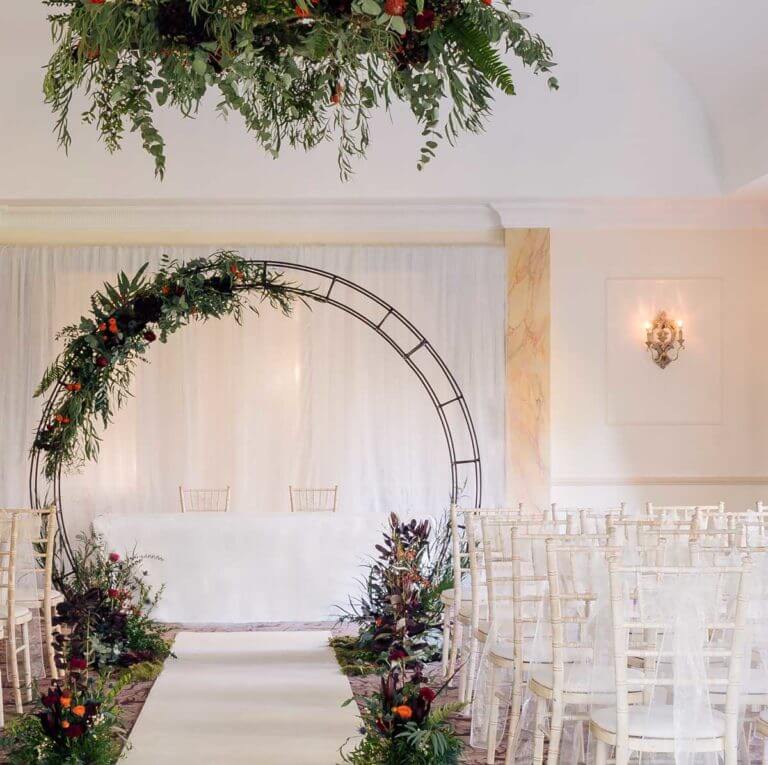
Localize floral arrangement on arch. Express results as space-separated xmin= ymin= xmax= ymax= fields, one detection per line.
xmin=43 ymin=0 xmax=557 ymax=178
xmin=33 ymin=251 xmax=298 ymax=484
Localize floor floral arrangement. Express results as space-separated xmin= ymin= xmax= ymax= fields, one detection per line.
xmin=335 ymin=512 xmax=453 ymax=674
xmin=0 ymin=532 xmax=174 ymax=765
xmin=341 ymin=648 xmax=463 ymax=764
xmin=43 ymin=0 xmax=558 ymax=178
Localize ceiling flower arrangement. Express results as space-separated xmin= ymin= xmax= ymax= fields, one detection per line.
xmin=43 ymin=0 xmax=557 ymax=178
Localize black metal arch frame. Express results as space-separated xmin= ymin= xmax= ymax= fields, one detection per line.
xmin=30 ymin=260 xmax=482 ymax=567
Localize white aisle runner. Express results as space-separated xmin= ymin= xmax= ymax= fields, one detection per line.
xmin=123 ymin=631 xmax=359 ymax=765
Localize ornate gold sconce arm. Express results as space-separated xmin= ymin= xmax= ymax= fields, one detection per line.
xmin=644 ymin=311 xmax=685 ymax=369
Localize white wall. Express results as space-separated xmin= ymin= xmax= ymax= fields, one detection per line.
xmin=550 ymin=229 xmax=768 ymax=512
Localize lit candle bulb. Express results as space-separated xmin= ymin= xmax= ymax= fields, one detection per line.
xmin=676 ymin=319 xmax=684 ymax=343
xmin=644 ymin=321 xmax=652 ymax=343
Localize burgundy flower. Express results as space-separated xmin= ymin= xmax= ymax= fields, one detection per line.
xmin=388 ymin=648 xmax=408 ymax=661
xmin=143 ymin=330 xmax=157 ymax=342
xmin=419 ymin=686 xmax=436 ymax=702
xmin=108 ymin=588 xmax=120 ymax=599
xmin=63 ymin=722 xmax=85 ymax=738
xmin=109 ymin=552 xmax=120 ymax=562
xmin=41 ymin=690 xmax=58 ymax=708
xmin=69 ymin=656 xmax=87 ymax=670
xmin=96 ymin=356 xmax=109 ymax=368
xmin=414 ymin=8 xmax=435 ymax=29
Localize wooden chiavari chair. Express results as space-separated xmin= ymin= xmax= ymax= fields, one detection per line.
xmin=645 ymin=501 xmax=725 ymax=524
xmin=288 ymin=486 xmax=337 ymax=513
xmin=179 ymin=486 xmax=231 ymax=513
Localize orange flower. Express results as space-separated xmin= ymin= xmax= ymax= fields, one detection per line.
xmin=54 ymin=414 xmax=70 ymax=424
xmin=60 ymin=695 xmax=72 ymax=709
xmin=108 ymin=317 xmax=119 ymax=334
xmin=65 ymin=383 xmax=82 ymax=392
xmin=162 ymin=285 xmax=171 ymax=295
xmin=295 ymin=4 xmax=311 ymax=16
xmin=98 ymin=322 xmax=107 ymax=331
xmin=392 ymin=705 xmax=413 ymax=719
xmin=61 ymin=720 xmax=70 ymax=729
xmin=72 ymin=705 xmax=86 ymax=717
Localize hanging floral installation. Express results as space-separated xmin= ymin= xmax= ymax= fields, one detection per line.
xmin=43 ymin=0 xmax=557 ymax=178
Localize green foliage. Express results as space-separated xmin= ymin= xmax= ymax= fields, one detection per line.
xmin=43 ymin=0 xmax=557 ymax=179
xmin=32 ymin=251 xmax=298 ymax=483
xmin=329 ymin=635 xmax=382 ymax=676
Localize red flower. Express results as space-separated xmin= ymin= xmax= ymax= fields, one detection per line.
xmin=96 ymin=356 xmax=109 ymax=368
xmin=107 ymin=588 xmax=120 ymax=599
xmin=69 ymin=656 xmax=87 ymax=670
xmin=109 ymin=552 xmax=120 ymax=562
xmin=90 ymin=0 xmax=106 ymax=4
xmin=295 ymin=4 xmax=311 ymax=16
xmin=65 ymin=382 xmax=82 ymax=392
xmin=419 ymin=686 xmax=436 ymax=702
xmin=414 ymin=8 xmax=434 ymax=29
xmin=63 ymin=722 xmax=85 ymax=738
xmin=143 ymin=330 xmax=157 ymax=342
xmin=481 ymin=0 xmax=492 ymax=5
xmin=388 ymin=648 xmax=408 ymax=661
xmin=384 ymin=0 xmax=405 ymax=14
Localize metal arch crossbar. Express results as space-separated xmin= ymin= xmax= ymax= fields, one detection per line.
xmin=29 ymin=259 xmax=483 ymax=568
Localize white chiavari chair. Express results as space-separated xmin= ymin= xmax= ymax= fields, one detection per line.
xmin=179 ymin=486 xmax=231 ymax=513
xmin=528 ymin=536 xmax=646 ymax=765
xmin=589 ymin=556 xmax=751 ymax=765
xmin=0 ymin=513 xmax=35 ymax=716
xmin=288 ymin=486 xmax=337 ymax=513
xmin=480 ymin=522 xmax=571 ymax=765
xmin=13 ymin=508 xmax=61 ymax=680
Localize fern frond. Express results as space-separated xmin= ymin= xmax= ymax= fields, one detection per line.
xmin=445 ymin=15 xmax=516 ymax=95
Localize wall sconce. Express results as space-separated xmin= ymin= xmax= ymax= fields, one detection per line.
xmin=644 ymin=311 xmax=685 ymax=369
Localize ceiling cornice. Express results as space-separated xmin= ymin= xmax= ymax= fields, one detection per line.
xmin=1 ymin=197 xmax=767 ymax=245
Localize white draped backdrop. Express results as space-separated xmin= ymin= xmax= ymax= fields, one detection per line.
xmin=1 ymin=244 xmax=506 ymax=539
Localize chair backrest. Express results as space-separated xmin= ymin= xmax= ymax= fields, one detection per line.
xmin=579 ymin=505 xmax=628 ymax=535
xmin=0 ymin=513 xmax=20 ymax=617
xmin=645 ymin=501 xmax=724 ymax=524
xmin=179 ymin=486 xmax=231 ymax=513
xmin=288 ymin=486 xmax=337 ymax=513
xmin=11 ymin=507 xmax=57 ymax=604
xmin=607 ymin=556 xmax=751 ymax=753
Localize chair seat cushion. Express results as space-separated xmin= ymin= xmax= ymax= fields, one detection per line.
xmin=50 ymin=589 xmax=65 ymax=605
xmin=590 ymin=705 xmax=726 ymax=740
xmin=531 ymin=665 xmax=643 ymax=694
xmin=458 ymin=603 xmax=489 ymax=621
xmin=440 ymin=586 xmax=477 ymax=606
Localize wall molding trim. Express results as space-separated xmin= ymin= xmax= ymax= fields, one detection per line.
xmin=553 ymin=476 xmax=768 ymax=486
xmin=1 ymin=197 xmax=768 ymax=244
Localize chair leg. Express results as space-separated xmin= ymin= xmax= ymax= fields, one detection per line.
xmin=0 ymin=659 xmax=5 ymax=729
xmin=458 ymin=632 xmax=472 ymax=704
xmin=615 ymin=745 xmax=629 ymax=765
xmin=448 ymin=619 xmax=462 ymax=684
xmin=485 ymin=664 xmax=500 ymax=764
xmin=465 ymin=635 xmax=481 ymax=703
xmin=21 ymin=622 xmax=32 ymax=703
xmin=8 ymin=625 xmax=22 ymax=714
xmin=44 ymin=604 xmax=57 ymax=680
xmin=532 ymin=696 xmax=547 ymax=765
xmin=547 ymin=696 xmax=564 ymax=765
xmin=441 ymin=608 xmax=451 ymax=678
xmin=503 ymin=667 xmax=524 ymax=765
xmin=595 ymin=740 xmax=609 ymax=765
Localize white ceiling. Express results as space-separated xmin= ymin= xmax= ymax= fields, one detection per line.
xmin=0 ymin=0 xmax=765 ymax=202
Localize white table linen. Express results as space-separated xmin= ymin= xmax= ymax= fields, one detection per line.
xmin=93 ymin=511 xmax=401 ymax=623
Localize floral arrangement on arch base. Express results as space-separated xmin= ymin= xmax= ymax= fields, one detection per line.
xmin=43 ymin=0 xmax=557 ymax=178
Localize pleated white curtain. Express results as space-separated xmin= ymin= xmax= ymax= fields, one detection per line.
xmin=0 ymin=244 xmax=506 ymax=538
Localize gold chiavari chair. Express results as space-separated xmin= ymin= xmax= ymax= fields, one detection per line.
xmin=288 ymin=486 xmax=338 ymax=513
xmin=179 ymin=486 xmax=231 ymax=513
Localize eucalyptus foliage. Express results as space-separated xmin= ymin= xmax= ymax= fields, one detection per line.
xmin=43 ymin=0 xmax=557 ymax=178
xmin=33 ymin=251 xmax=298 ymax=481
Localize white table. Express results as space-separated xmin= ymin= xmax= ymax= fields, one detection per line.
xmin=93 ymin=512 xmax=404 ymax=623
